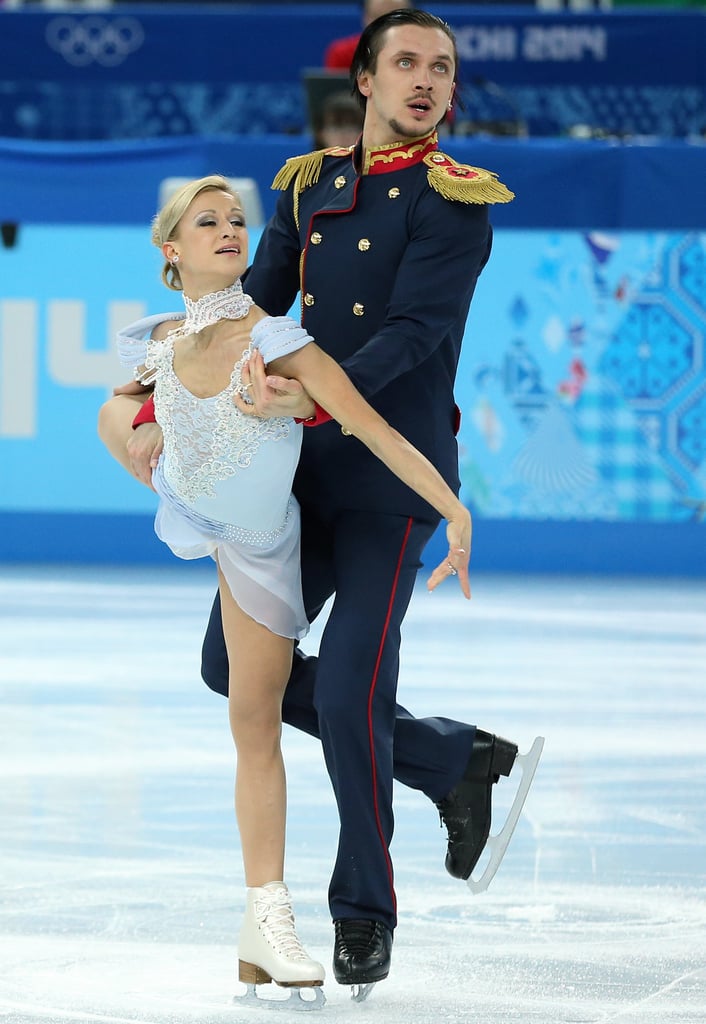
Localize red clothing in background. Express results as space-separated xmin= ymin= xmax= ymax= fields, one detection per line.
xmin=324 ymin=34 xmax=360 ymax=70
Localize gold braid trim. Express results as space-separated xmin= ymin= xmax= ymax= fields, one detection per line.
xmin=423 ymin=153 xmax=515 ymax=205
xmin=271 ymin=148 xmax=343 ymax=230
xmin=271 ymin=149 xmax=327 ymax=194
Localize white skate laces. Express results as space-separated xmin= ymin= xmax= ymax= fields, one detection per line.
xmin=252 ymin=883 xmax=316 ymax=964
xmin=236 ymin=881 xmax=326 ymax=1010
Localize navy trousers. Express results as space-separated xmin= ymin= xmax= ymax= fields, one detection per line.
xmin=201 ymin=507 xmax=475 ymax=931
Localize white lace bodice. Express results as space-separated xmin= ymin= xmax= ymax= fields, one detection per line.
xmin=119 ymin=313 xmax=314 ymax=535
xmin=148 ymin=337 xmax=291 ymax=505
xmin=114 ymin=310 xmax=312 ymax=640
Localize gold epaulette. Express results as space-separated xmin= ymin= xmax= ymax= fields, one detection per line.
xmin=423 ymin=152 xmax=514 ymax=205
xmin=271 ymin=147 xmax=351 ymax=194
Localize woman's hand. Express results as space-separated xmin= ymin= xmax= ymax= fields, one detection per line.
xmin=233 ymin=350 xmax=316 ymax=420
xmin=426 ymin=505 xmax=472 ymax=598
xmin=126 ymin=423 xmax=163 ymax=489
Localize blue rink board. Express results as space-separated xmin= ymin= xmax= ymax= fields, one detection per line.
xmin=0 ymin=510 xmax=702 ymax=578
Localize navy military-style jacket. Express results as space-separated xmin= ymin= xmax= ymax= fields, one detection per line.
xmin=245 ymin=130 xmax=513 ymax=522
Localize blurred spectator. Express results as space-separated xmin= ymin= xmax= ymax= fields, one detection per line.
xmin=324 ymin=0 xmax=412 ymax=71
xmin=313 ymin=90 xmax=364 ymax=149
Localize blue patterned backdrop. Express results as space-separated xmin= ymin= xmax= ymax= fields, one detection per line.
xmin=1 ymin=226 xmax=703 ymax=531
xmin=0 ymin=221 xmax=703 ymax=571
xmin=459 ymin=230 xmax=706 ymax=524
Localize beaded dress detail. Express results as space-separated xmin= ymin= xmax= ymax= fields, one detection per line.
xmin=146 ymin=337 xmax=290 ymax=506
xmin=115 ymin=310 xmax=314 ymax=641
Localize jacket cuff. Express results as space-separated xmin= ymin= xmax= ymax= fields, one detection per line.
xmin=295 ymin=403 xmax=332 ymax=427
xmin=132 ymin=394 xmax=156 ymax=429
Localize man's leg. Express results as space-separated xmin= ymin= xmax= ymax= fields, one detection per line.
xmin=311 ymin=514 xmax=446 ymax=921
xmin=201 ymin=582 xmax=525 ymax=894
xmin=292 ymin=494 xmax=474 ymax=805
xmin=200 ymin=546 xmax=475 ymax=803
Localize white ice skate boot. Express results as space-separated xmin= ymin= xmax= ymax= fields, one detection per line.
xmin=236 ymin=881 xmax=325 ymax=1009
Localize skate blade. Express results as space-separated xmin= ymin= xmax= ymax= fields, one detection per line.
xmin=235 ymin=982 xmax=326 ymax=1011
xmin=351 ymin=983 xmax=376 ymax=1002
xmin=467 ymin=735 xmax=545 ymax=895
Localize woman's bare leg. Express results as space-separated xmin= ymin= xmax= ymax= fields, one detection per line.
xmin=217 ymin=566 xmax=324 ymax=989
xmin=217 ymin=565 xmax=293 ymax=886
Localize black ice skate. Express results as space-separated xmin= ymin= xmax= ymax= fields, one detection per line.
xmin=436 ymin=731 xmax=544 ymax=893
xmin=333 ymin=919 xmax=392 ymax=1002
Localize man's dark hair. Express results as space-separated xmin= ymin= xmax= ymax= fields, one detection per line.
xmin=349 ymin=9 xmax=459 ymax=114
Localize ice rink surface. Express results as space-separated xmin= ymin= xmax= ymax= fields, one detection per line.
xmin=1 ymin=565 xmax=704 ymax=1024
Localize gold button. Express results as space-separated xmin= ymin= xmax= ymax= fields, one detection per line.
xmin=358 ymin=238 xmax=371 ymax=252
xmin=304 ymin=293 xmax=315 ymax=306
xmin=334 ymin=176 xmax=346 ymax=189
xmin=341 ymin=427 xmax=352 ymax=436
xmin=388 ymin=187 xmax=400 ymax=199
xmin=353 ymin=303 xmax=364 ymax=316
xmin=431 ymin=153 xmax=445 ymax=163
xmin=310 ymin=232 xmax=322 ymax=245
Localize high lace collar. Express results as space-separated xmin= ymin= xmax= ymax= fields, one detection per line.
xmin=167 ymin=279 xmax=254 ymax=340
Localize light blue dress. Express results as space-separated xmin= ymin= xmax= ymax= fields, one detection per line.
xmin=117 ymin=314 xmax=313 ymax=640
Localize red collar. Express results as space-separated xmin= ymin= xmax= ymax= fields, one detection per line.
xmin=359 ymin=131 xmax=438 ymax=176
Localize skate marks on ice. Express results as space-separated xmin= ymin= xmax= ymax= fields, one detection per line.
xmin=392 ymin=882 xmax=706 ymax=1024
xmin=0 ymin=917 xmax=704 ymax=1024
xmin=0 ymin=567 xmax=705 ymax=1023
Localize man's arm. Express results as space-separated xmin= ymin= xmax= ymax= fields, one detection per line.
xmin=98 ymin=392 xmax=160 ymax=489
xmin=244 ymin=186 xmax=302 ymax=317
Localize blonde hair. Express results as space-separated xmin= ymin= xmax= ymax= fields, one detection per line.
xmin=152 ymin=175 xmax=238 ymax=291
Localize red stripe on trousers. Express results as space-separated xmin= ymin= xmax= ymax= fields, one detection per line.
xmin=366 ymin=516 xmax=414 ymax=918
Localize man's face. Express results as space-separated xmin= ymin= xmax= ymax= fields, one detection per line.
xmin=357 ymin=24 xmax=456 ymax=145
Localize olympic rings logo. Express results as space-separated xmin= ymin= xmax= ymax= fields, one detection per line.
xmin=45 ymin=16 xmax=145 ymax=68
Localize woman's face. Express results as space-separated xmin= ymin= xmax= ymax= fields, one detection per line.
xmin=165 ymin=189 xmax=248 ymax=293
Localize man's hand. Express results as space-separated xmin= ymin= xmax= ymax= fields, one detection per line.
xmin=233 ymin=349 xmax=315 ymax=420
xmin=126 ymin=422 xmax=163 ymax=489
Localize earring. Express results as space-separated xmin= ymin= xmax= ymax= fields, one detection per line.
xmin=447 ymin=100 xmax=453 ymax=109
xmin=171 ymin=254 xmax=180 ymax=265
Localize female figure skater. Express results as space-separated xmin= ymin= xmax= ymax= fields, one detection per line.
xmin=98 ymin=175 xmax=470 ymax=1004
